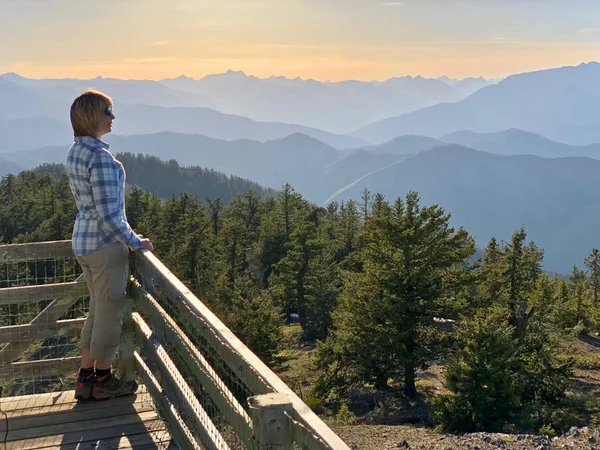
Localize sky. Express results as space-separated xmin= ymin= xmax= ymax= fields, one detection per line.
xmin=1 ymin=0 xmax=600 ymax=81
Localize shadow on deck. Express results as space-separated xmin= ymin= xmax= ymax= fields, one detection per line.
xmin=1 ymin=385 xmax=174 ymax=449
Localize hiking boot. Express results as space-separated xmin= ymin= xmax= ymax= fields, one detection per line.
xmin=92 ymin=373 xmax=138 ymax=400
xmin=75 ymin=372 xmax=95 ymax=401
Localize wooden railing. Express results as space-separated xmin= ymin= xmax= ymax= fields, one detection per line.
xmin=0 ymin=240 xmax=350 ymax=450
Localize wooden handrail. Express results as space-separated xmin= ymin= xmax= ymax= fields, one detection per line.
xmin=0 ymin=280 xmax=88 ymax=306
xmin=0 ymin=240 xmax=74 ymax=263
xmin=130 ymin=277 xmax=254 ymax=447
xmin=133 ymin=250 xmax=351 ymax=450
xmin=133 ymin=312 xmax=230 ymax=450
xmin=134 ymin=351 xmax=202 ymax=450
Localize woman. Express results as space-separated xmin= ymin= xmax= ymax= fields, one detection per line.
xmin=66 ymin=89 xmax=153 ymax=401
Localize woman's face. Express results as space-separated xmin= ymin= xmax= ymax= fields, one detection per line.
xmin=96 ymin=105 xmax=115 ymax=138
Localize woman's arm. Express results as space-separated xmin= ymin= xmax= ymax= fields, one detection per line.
xmin=89 ymin=151 xmax=143 ymax=250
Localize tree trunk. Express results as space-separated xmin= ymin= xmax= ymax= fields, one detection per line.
xmin=404 ymin=332 xmax=417 ymax=397
xmin=403 ymin=363 xmax=417 ymax=397
xmin=374 ymin=371 xmax=389 ymax=391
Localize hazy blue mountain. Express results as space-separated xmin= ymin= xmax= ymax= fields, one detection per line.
xmin=366 ymin=135 xmax=445 ymax=155
xmin=160 ymin=70 xmax=494 ymax=133
xmin=2 ymin=133 xmax=346 ymax=201
xmin=0 ymin=156 xmax=25 ymax=177
xmin=0 ymin=78 xmax=66 ymax=121
xmin=440 ymin=129 xmax=600 ymax=158
xmin=325 ymin=144 xmax=600 ymax=273
xmin=0 ymin=81 xmax=367 ymax=150
xmin=112 ymin=104 xmax=367 ymax=149
xmin=0 ymin=73 xmax=214 ymax=109
xmin=0 ymin=117 xmax=71 ymax=152
xmin=352 ymin=62 xmax=600 ymax=145
xmin=2 ymin=145 xmax=66 ymax=168
xmin=438 ymin=76 xmax=495 ymax=96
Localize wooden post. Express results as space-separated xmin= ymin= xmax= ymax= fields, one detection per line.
xmin=248 ymin=393 xmax=294 ymax=450
xmin=118 ymin=280 xmax=136 ymax=382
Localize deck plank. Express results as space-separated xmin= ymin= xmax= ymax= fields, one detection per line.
xmin=2 ymin=386 xmax=174 ymax=450
xmin=6 ymin=419 xmax=168 ymax=450
xmin=9 ymin=401 xmax=155 ymax=432
xmin=21 ymin=429 xmax=172 ymax=450
xmin=6 ymin=387 xmax=152 ymax=420
xmin=8 ymin=409 xmax=160 ymax=441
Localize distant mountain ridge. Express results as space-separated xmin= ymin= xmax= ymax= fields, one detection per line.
xmin=1 ymin=70 xmax=494 ymax=134
xmin=160 ymin=70 xmax=496 ymax=133
xmin=439 ymin=129 xmax=600 ymax=158
xmin=352 ymin=62 xmax=600 ymax=145
xmin=0 ymin=72 xmax=214 ymax=109
xmin=325 ymin=144 xmax=600 ymax=275
xmin=0 ymin=76 xmax=367 ymax=150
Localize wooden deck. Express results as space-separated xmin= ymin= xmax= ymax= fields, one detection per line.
xmin=0 ymin=385 xmax=176 ymax=449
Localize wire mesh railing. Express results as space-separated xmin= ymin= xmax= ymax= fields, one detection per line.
xmin=130 ymin=249 xmax=350 ymax=450
xmin=0 ymin=240 xmax=350 ymax=450
xmin=0 ymin=241 xmax=87 ymax=397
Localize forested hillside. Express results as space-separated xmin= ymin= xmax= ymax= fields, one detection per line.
xmin=2 ymin=168 xmax=600 ymax=439
xmin=34 ymin=152 xmax=277 ymax=205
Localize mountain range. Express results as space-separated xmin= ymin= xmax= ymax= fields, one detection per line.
xmin=0 ymin=77 xmax=366 ymax=151
xmin=160 ymin=71 xmax=493 ymax=133
xmin=4 ymin=62 xmax=600 ymax=149
xmin=353 ymin=62 xmax=600 ymax=146
xmin=366 ymin=129 xmax=600 ymax=159
xmin=1 ymin=71 xmax=494 ymax=135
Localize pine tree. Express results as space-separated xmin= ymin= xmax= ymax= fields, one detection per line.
xmin=256 ymin=184 xmax=307 ymax=282
xmin=371 ymin=193 xmax=390 ymax=218
xmin=360 ymin=188 xmax=371 ymax=219
xmin=479 ymin=237 xmax=508 ymax=306
xmin=207 ymin=197 xmax=223 ymax=236
xmin=585 ymin=249 xmax=600 ymax=305
xmin=320 ymin=192 xmax=475 ymax=396
xmin=271 ymin=207 xmax=338 ymax=339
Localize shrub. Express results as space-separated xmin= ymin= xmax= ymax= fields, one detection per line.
xmin=336 ymin=403 xmax=356 ymax=424
xmin=539 ymin=424 xmax=557 ymax=438
xmin=431 ymin=310 xmax=520 ymax=432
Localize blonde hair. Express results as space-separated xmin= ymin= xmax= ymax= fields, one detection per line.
xmin=70 ymin=89 xmax=113 ymax=137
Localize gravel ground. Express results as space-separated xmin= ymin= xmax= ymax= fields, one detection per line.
xmin=330 ymin=425 xmax=600 ymax=450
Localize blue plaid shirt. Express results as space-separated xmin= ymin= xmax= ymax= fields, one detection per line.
xmin=66 ymin=136 xmax=142 ymax=256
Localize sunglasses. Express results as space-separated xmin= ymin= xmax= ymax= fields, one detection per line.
xmin=105 ymin=106 xmax=113 ymax=116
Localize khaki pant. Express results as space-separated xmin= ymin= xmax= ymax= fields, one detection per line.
xmin=77 ymin=242 xmax=129 ymax=362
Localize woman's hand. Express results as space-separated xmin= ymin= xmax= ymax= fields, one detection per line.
xmin=140 ymin=238 xmax=154 ymax=252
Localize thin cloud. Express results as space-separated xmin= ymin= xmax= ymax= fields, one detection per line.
xmin=258 ymin=43 xmax=317 ymax=50
xmin=380 ymin=1 xmax=403 ymax=6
